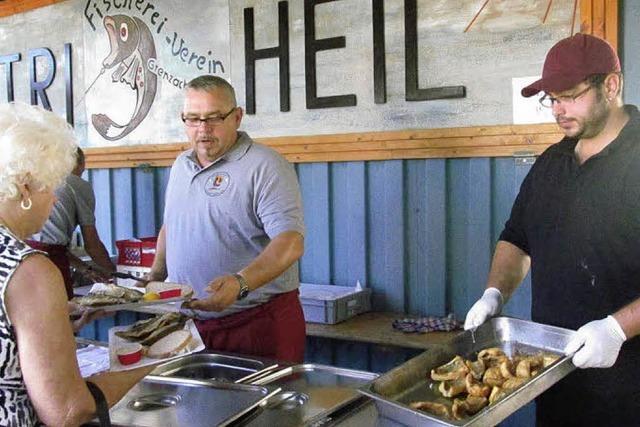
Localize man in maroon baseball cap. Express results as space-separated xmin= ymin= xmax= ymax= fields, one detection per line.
xmin=464 ymin=32 xmax=640 ymax=427
xmin=521 ymin=33 xmax=621 ymax=97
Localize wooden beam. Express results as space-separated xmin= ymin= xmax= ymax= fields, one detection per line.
xmin=0 ymin=0 xmax=68 ymax=18
xmin=580 ymin=0 xmax=618 ymax=51
xmin=84 ymin=123 xmax=564 ymax=169
xmin=603 ymin=0 xmax=618 ymax=50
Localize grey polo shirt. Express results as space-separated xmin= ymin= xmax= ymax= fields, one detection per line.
xmin=32 ymin=175 xmax=96 ymax=246
xmin=164 ymin=131 xmax=305 ymax=318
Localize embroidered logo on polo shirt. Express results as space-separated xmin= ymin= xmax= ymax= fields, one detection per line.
xmin=204 ymin=172 xmax=230 ymax=196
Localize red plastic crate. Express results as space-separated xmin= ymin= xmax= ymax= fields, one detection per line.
xmin=115 ymin=237 xmax=157 ymax=267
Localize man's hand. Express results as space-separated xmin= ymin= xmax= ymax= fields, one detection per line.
xmin=134 ymin=272 xmax=162 ymax=288
xmin=564 ymin=316 xmax=626 ymax=368
xmin=464 ymin=287 xmax=504 ymax=330
xmin=134 ymin=276 xmax=151 ymax=288
xmin=183 ymin=274 xmax=241 ymax=312
xmin=81 ymin=265 xmax=112 ymax=284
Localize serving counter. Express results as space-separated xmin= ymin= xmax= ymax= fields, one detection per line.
xmin=79 ymin=343 xmax=398 ymax=427
xmin=75 ymin=287 xmax=465 ymax=426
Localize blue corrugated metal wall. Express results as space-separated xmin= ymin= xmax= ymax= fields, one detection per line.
xmin=83 ymin=158 xmax=533 ymax=346
xmin=80 ymin=156 xmax=535 ymax=426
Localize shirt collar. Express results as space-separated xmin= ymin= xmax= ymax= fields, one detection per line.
xmin=611 ymin=105 xmax=640 ymax=150
xmin=222 ymin=131 xmax=252 ymax=162
xmin=556 ymin=136 xmax=579 ymax=157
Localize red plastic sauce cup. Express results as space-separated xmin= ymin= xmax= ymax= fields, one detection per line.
xmin=159 ymin=288 xmax=182 ymax=299
xmin=116 ymin=343 xmax=143 ymax=365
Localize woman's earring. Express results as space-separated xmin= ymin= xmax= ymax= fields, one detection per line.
xmin=20 ymin=198 xmax=32 ymax=210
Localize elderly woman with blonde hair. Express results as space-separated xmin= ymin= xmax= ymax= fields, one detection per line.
xmin=0 ymin=103 xmax=152 ymax=426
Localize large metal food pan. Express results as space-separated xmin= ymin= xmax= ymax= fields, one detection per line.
xmin=360 ymin=317 xmax=576 ymax=427
xmin=245 ymin=363 xmax=379 ymax=427
xmin=106 ymin=376 xmax=278 ymax=427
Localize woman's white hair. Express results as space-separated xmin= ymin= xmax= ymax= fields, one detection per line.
xmin=0 ymin=102 xmax=77 ymax=202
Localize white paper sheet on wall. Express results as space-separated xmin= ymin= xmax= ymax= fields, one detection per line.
xmin=512 ymin=76 xmax=556 ymax=124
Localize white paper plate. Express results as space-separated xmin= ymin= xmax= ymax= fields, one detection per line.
xmin=108 ymin=319 xmax=204 ymax=372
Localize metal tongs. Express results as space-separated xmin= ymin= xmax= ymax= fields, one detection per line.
xmin=235 ymin=364 xmax=281 ymax=385
xmin=111 ymin=271 xmax=150 ymax=286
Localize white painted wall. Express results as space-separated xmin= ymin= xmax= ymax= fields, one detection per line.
xmin=0 ymin=0 xmax=576 ymax=147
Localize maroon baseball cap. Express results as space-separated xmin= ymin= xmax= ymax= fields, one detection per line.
xmin=521 ymin=33 xmax=620 ymax=98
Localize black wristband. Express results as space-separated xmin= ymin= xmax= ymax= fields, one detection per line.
xmin=85 ymin=381 xmax=111 ymax=427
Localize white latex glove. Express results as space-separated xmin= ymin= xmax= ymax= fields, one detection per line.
xmin=464 ymin=287 xmax=504 ymax=330
xmin=564 ymin=316 xmax=626 ymax=369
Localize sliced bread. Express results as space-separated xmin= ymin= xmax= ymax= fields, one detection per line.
xmin=146 ymin=329 xmax=192 ymax=358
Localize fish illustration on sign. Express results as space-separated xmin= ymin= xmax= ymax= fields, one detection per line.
xmin=91 ymin=15 xmax=157 ymax=141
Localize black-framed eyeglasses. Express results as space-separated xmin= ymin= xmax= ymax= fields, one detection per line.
xmin=539 ymin=85 xmax=593 ymax=108
xmin=181 ymin=107 xmax=236 ymax=127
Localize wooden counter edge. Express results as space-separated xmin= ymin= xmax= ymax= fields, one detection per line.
xmin=305 ymin=312 xmax=459 ymax=350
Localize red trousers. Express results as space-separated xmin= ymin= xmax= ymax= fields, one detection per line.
xmin=194 ymin=289 xmax=306 ymax=363
xmin=25 ymin=240 xmax=73 ymax=300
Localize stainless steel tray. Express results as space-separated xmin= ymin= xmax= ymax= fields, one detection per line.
xmin=360 ymin=317 xmax=576 ymax=426
xmin=148 ymin=353 xmax=266 ymax=383
xmin=245 ymin=363 xmax=379 ymax=426
xmin=107 ymin=376 xmax=278 ymax=427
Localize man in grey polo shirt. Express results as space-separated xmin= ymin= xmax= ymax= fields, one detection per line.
xmin=146 ymin=75 xmax=306 ymax=362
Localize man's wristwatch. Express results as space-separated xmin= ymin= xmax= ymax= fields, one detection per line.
xmin=233 ymin=273 xmax=250 ymax=300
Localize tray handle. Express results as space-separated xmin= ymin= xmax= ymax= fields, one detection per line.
xmin=235 ymin=364 xmax=281 ymax=385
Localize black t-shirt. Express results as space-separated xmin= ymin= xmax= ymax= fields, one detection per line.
xmin=500 ymin=105 xmax=640 ymax=425
xmin=501 ymin=105 xmax=640 ymax=329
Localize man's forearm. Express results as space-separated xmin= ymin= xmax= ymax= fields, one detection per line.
xmin=84 ymin=241 xmax=115 ymax=272
xmin=67 ymin=252 xmax=88 ymax=271
xmin=80 ymin=225 xmax=115 ymax=272
xmin=486 ymin=240 xmax=531 ymax=301
xmin=148 ymin=226 xmax=167 ymax=281
xmin=238 ymin=231 xmax=304 ymax=291
xmin=613 ymin=298 xmax=640 ymax=340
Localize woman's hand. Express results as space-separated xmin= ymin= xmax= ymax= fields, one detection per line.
xmin=68 ymin=301 xmax=110 ymax=333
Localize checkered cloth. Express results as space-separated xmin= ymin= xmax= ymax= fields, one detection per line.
xmin=392 ymin=313 xmax=462 ymax=333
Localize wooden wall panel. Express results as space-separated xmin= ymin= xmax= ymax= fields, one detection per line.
xmin=0 ymin=0 xmax=67 ymax=18
xmin=581 ymin=0 xmax=618 ymax=50
xmin=331 ymin=162 xmax=367 ymax=287
xmin=297 ymin=163 xmax=332 ymax=283
xmin=80 ymin=156 xmax=534 ymax=369
xmin=110 ymin=158 xmax=530 ymax=321
xmin=85 ymin=124 xmax=563 ymax=168
xmin=367 ymin=161 xmax=406 ymax=312
xmin=84 ymin=157 xmax=534 ymax=319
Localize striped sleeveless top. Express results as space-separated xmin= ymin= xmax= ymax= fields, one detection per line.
xmin=0 ymin=225 xmax=41 ymax=426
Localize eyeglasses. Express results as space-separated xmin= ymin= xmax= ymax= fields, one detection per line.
xmin=539 ymin=85 xmax=593 ymax=108
xmin=181 ymin=107 xmax=236 ymax=127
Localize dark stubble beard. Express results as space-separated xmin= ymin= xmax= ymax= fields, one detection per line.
xmin=574 ymin=88 xmax=610 ymax=140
